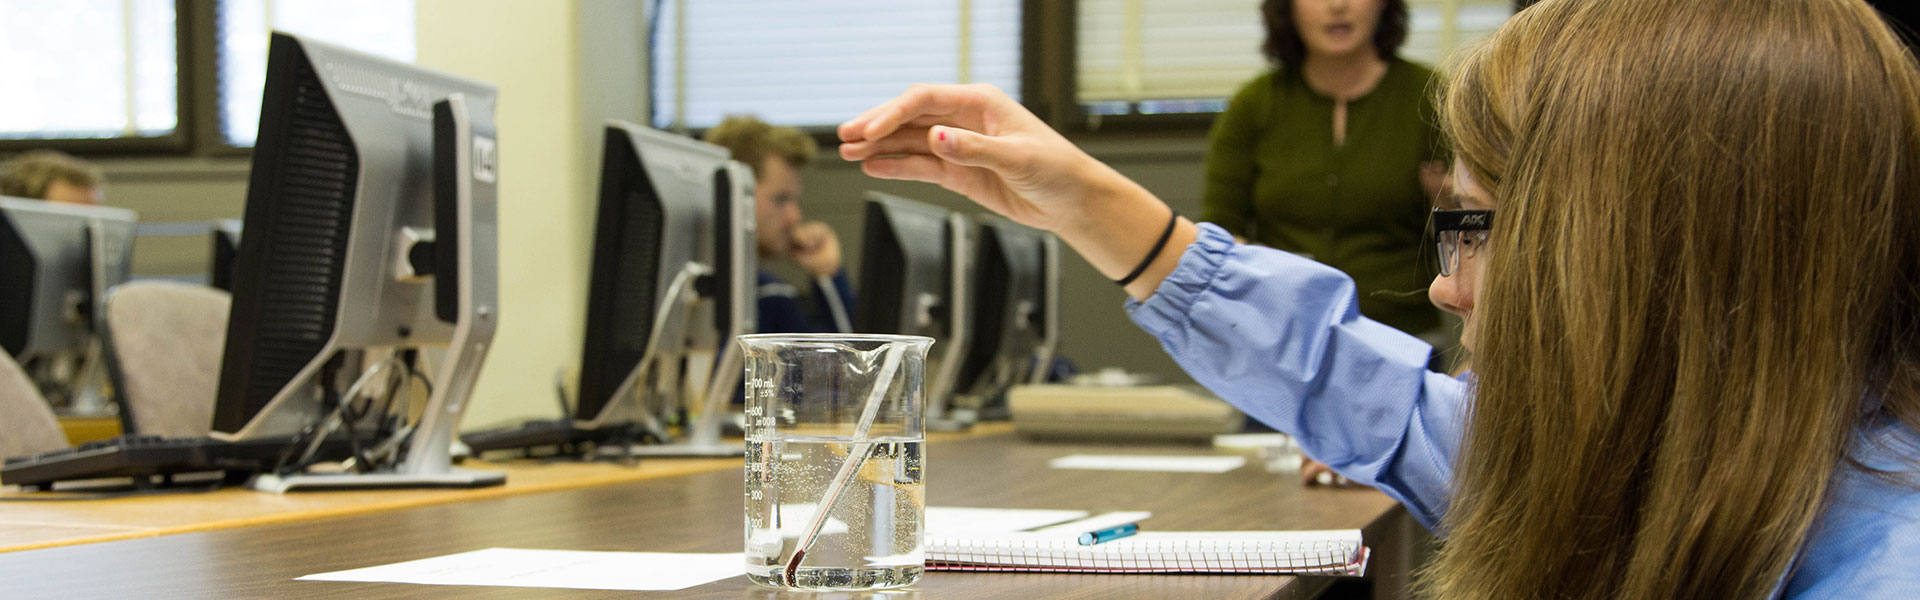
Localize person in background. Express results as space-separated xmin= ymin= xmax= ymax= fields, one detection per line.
xmin=1209 ymin=0 xmax=1446 ymax=487
xmin=0 ymin=150 xmax=104 ymax=205
xmin=836 ymin=0 xmax=1920 ymax=594
xmin=703 ymin=116 xmax=855 ymax=334
xmin=1202 ymin=0 xmax=1446 ymax=340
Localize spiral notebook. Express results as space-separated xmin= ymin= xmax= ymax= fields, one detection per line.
xmin=926 ymin=529 xmax=1367 ymax=575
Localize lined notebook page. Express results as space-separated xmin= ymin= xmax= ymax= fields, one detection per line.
xmin=924 ymin=507 xmax=1091 ymax=535
xmin=927 ymin=530 xmax=1364 ymax=574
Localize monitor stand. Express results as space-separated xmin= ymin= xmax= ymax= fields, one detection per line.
xmin=926 ymin=388 xmax=978 ymax=432
xmin=27 ymin=349 xmax=112 ymax=417
xmin=53 ymin=219 xmax=122 ymax=417
xmin=924 ymin=213 xmax=977 ymax=433
xmin=241 ymin=94 xmax=506 ymax=493
xmin=606 ymin=344 xmax=743 ymax=458
xmin=579 ymin=264 xmax=743 ymax=459
xmin=248 ymin=329 xmax=506 ymax=493
xmin=588 ymin=340 xmax=743 ymax=458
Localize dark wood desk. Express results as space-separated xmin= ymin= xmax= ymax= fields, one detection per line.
xmin=0 ymin=432 xmax=1423 ymax=599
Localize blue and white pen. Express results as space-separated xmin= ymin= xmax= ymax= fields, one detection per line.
xmin=1077 ymin=523 xmax=1139 ymax=545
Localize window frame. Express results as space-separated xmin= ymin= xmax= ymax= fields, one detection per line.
xmin=186 ymin=0 xmax=249 ymax=157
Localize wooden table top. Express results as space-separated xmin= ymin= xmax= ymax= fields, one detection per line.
xmin=0 ymin=426 xmax=1008 ymax=553
xmin=0 ymin=430 xmax=1406 ymax=599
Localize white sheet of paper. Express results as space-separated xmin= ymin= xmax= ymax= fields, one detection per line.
xmin=296 ymin=548 xmax=743 ymax=592
xmin=1048 ymin=454 xmax=1247 ymax=473
xmin=924 ymin=507 xmax=1090 ymax=535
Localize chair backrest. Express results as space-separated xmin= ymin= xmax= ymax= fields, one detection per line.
xmin=103 ymin=281 xmax=230 ymax=438
xmin=0 ymin=352 xmax=68 ymax=459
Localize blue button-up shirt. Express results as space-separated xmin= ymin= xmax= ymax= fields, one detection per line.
xmin=1126 ymin=223 xmax=1920 ymax=597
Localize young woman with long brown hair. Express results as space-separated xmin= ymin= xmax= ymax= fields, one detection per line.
xmin=837 ymin=0 xmax=1920 ymax=596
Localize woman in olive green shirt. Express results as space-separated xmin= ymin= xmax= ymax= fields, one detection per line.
xmin=1203 ymin=0 xmax=1446 ymax=337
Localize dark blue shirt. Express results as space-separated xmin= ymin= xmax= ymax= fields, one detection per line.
xmin=757 ymin=269 xmax=854 ymax=334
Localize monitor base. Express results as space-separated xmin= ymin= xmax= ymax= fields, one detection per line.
xmin=250 ymin=467 xmax=506 ymax=493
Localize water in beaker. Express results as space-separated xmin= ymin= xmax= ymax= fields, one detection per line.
xmin=738 ymin=334 xmax=933 ymax=591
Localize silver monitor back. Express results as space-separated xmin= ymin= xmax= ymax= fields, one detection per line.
xmin=216 ymin=32 xmax=502 ymax=491
xmin=953 ymin=217 xmax=1056 ymax=415
xmin=853 ymin=192 xmax=973 ymax=426
xmin=577 ymin=121 xmax=753 ymax=457
xmin=0 ymin=196 xmax=136 ymax=363
xmin=659 ymin=157 xmax=757 ymax=455
xmin=576 ymin=121 xmax=722 ymax=428
xmin=703 ymin=159 xmax=757 ymax=402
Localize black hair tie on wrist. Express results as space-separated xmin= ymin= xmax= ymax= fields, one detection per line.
xmin=1115 ymin=208 xmax=1180 ymax=287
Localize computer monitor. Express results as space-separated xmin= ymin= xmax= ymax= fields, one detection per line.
xmin=954 ymin=217 xmax=1060 ymax=419
xmin=208 ymin=219 xmax=241 ymax=292
xmin=0 ymin=196 xmax=137 ymax=407
xmin=571 ymin=120 xmax=755 ymax=457
xmin=853 ymin=192 xmax=973 ymax=427
xmin=213 ymin=32 xmax=504 ymax=491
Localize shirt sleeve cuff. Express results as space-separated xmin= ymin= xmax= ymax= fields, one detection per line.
xmin=1126 ymin=222 xmax=1238 ymax=334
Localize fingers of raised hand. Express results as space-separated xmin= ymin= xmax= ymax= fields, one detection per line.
xmin=839 ymin=83 xmax=1004 ymax=144
xmin=857 ymin=154 xmax=949 ymax=185
xmin=837 ymin=84 xmax=938 ymax=143
xmin=837 ymin=126 xmax=933 ymax=162
xmin=858 ymin=156 xmax=1009 ymax=210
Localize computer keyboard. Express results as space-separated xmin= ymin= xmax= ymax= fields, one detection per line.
xmin=2 ymin=434 xmax=350 ymax=491
xmin=461 ymin=419 xmax=584 ymax=456
xmin=460 ymin=419 xmax=659 ymax=458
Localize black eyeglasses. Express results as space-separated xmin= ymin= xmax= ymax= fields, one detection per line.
xmin=1431 ymin=209 xmax=1493 ymax=277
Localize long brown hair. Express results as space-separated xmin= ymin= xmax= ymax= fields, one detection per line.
xmin=1432 ymin=0 xmax=1920 ymax=597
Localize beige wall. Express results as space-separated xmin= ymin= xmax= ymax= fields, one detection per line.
xmin=414 ymin=0 xmax=614 ymax=430
xmin=418 ymin=0 xmax=657 ymax=429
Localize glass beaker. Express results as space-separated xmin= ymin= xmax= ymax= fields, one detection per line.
xmin=738 ymin=334 xmax=933 ymax=591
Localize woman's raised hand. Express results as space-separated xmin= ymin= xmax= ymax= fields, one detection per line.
xmin=838 ymin=83 xmax=1124 ymax=236
xmin=839 ymin=83 xmax=1197 ymax=301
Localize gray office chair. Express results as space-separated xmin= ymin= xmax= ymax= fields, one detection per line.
xmin=102 ymin=281 xmax=230 ymax=438
xmin=0 ymin=352 xmax=68 ymax=459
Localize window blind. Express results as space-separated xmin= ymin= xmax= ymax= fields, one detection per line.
xmin=1076 ymin=0 xmax=1512 ymax=115
xmin=1403 ymin=0 xmax=1510 ymax=68
xmin=652 ymin=0 xmax=1022 ymax=130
